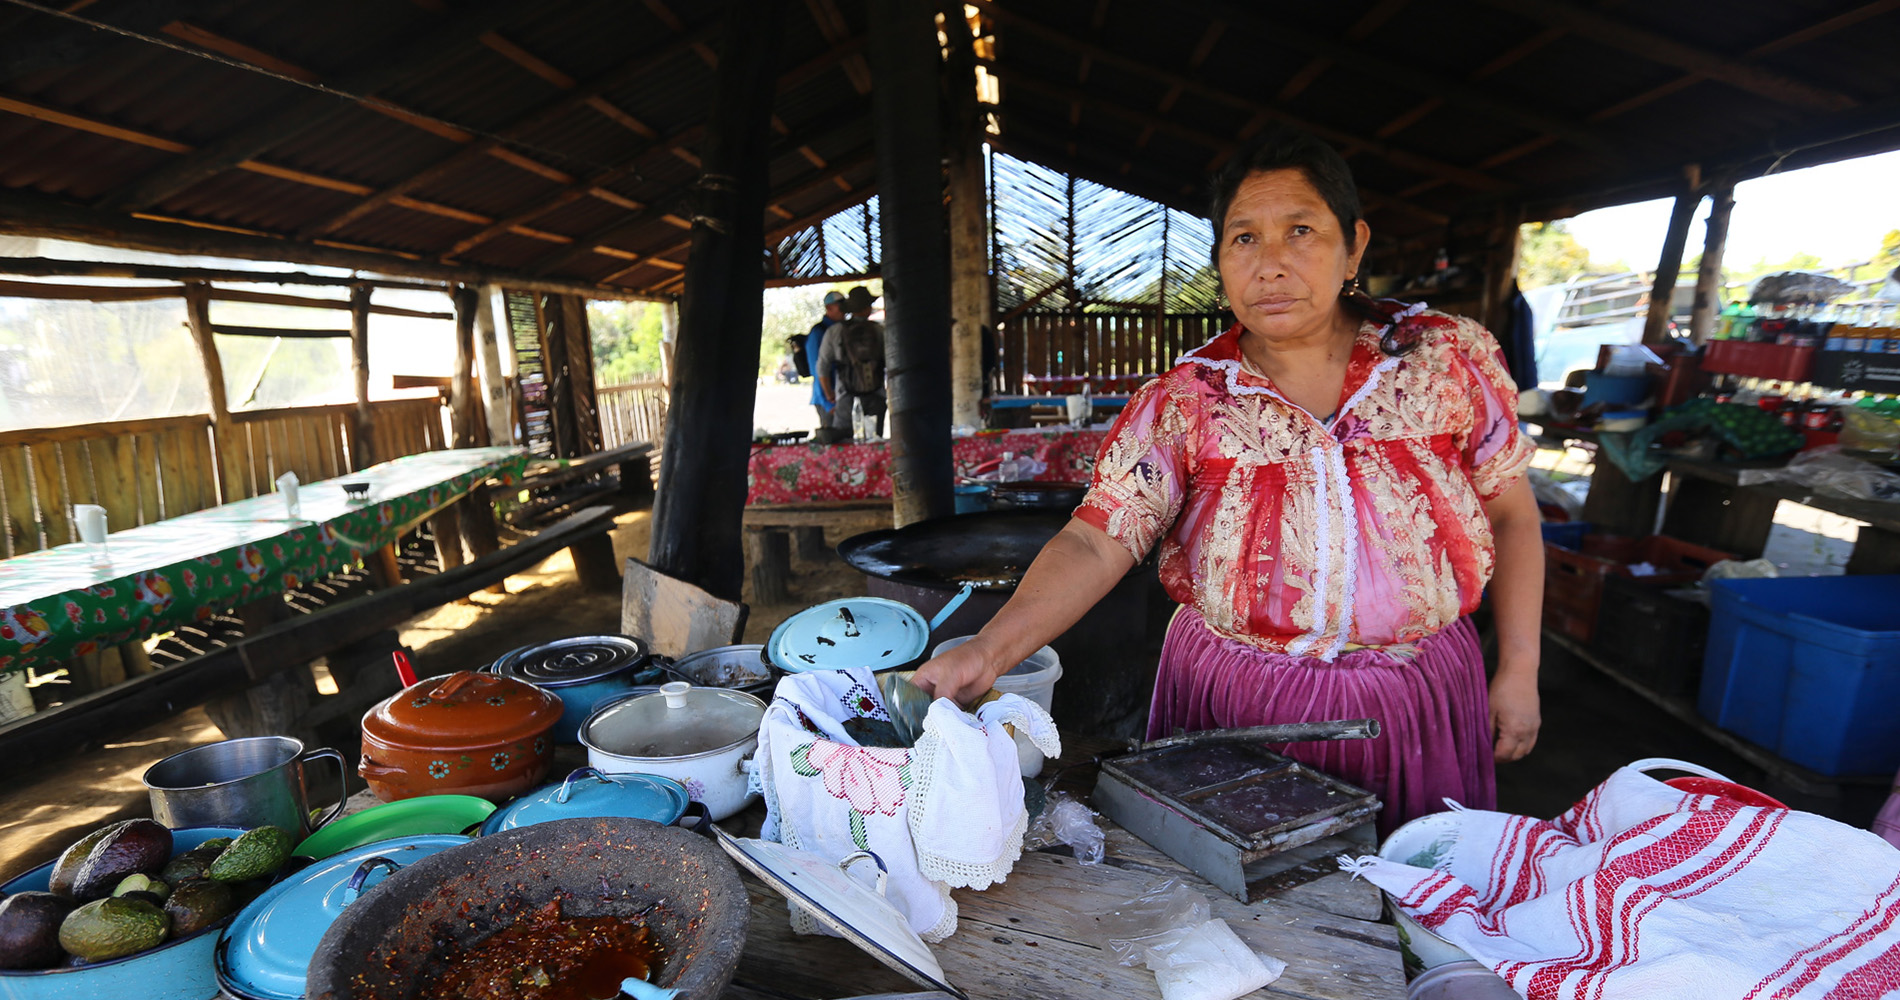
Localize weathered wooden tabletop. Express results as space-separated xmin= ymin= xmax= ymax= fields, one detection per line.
xmin=338 ymin=737 xmax=1405 ymax=1000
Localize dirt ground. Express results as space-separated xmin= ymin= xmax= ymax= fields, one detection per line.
xmin=0 ymin=504 xmax=891 ymax=881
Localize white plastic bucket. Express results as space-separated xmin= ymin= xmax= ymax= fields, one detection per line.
xmin=1407 ymin=960 xmax=1517 ymax=999
xmin=933 ymin=636 xmax=1063 ymax=776
xmin=1378 ymin=812 xmax=1475 ymax=977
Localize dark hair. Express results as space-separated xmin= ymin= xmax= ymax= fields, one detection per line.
xmin=1208 ymin=124 xmax=1363 ymax=262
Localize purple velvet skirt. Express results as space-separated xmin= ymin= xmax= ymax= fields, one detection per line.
xmin=1147 ymin=606 xmax=1496 ymax=838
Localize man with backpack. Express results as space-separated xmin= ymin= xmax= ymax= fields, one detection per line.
xmin=816 ymin=285 xmax=886 ymax=437
xmin=796 ymin=290 xmax=846 ymax=429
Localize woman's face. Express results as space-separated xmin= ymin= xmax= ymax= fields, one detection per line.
xmin=1218 ymin=168 xmax=1371 ymax=343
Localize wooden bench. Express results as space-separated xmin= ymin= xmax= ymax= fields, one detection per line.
xmin=0 ymin=505 xmax=621 ymax=771
xmin=506 ymin=442 xmax=655 ymax=527
xmin=742 ymin=499 xmax=890 ymax=604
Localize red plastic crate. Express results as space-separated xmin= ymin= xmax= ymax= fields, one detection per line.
xmin=1702 ymin=341 xmax=1815 ymax=381
xmin=1543 ymin=534 xmax=1736 ymax=643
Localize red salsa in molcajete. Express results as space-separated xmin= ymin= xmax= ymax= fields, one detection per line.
xmin=425 ymin=899 xmax=665 ymax=1000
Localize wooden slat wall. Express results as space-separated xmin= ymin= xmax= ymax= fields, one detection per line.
xmin=997 ymin=310 xmax=1230 ymax=394
xmin=596 ymin=381 xmax=668 ymax=450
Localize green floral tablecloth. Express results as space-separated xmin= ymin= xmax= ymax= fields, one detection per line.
xmin=0 ymin=447 xmax=528 ymax=675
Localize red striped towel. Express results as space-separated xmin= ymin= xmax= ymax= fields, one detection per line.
xmin=1343 ymin=767 xmax=1900 ymax=998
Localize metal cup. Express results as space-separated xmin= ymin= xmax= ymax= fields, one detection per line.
xmin=142 ymin=736 xmax=345 ymax=836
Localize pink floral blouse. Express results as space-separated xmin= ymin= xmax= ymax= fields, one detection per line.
xmin=1075 ymin=308 xmax=1533 ymax=660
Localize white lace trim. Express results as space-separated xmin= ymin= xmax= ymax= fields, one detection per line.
xmin=1327 ymin=355 xmax=1401 ymax=432
xmin=1287 ymin=445 xmax=1330 ymax=658
xmin=1173 ymin=353 xmax=1294 ymax=404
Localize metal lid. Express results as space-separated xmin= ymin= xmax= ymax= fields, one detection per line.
xmin=765 ymin=598 xmax=932 ymax=673
xmin=480 ymin=767 xmax=690 ymax=835
xmin=491 ymin=635 xmax=649 ymax=688
xmin=217 ymin=835 xmax=469 ymax=1000
xmin=361 ymin=671 xmax=563 ymax=751
xmin=580 ymin=682 xmax=765 ymax=761
xmin=713 ymin=828 xmax=965 ymax=1000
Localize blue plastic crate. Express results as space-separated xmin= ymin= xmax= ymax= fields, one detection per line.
xmin=1540 ymin=521 xmax=1592 ymax=550
xmin=1698 ymin=575 xmax=1900 ymax=776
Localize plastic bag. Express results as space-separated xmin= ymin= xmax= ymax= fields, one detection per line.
xmin=1702 ymin=558 xmax=1779 ymax=582
xmin=1094 ymin=881 xmax=1285 ymax=1000
xmin=1841 ymin=406 xmax=1900 ymax=459
xmin=1735 ymin=445 xmax=1900 ymax=501
xmin=1026 ymin=791 xmax=1104 ymax=864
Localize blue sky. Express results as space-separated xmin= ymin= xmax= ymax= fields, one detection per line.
xmin=1563 ymin=148 xmax=1900 ymax=272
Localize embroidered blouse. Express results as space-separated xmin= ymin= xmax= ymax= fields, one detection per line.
xmin=1074 ymin=308 xmax=1534 ymax=660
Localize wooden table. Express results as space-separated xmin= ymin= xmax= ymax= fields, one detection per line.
xmin=339 ymin=739 xmax=1404 ymax=1000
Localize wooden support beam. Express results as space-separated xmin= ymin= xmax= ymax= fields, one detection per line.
xmin=450 ymin=285 xmax=480 ymax=448
xmin=1689 ymin=178 xmax=1735 ymax=346
xmin=349 ymin=284 xmax=375 ymax=469
xmin=1273 ymin=0 xmax=1408 ymax=104
xmin=943 ymin=0 xmax=988 ymax=430
xmin=0 ymin=256 xmax=447 ymax=291
xmin=1468 ymin=0 xmax=1857 ymax=112
xmin=102 ymin=0 xmax=520 ymax=213
xmin=871 ymin=0 xmax=955 ymax=527
xmin=650 ymin=0 xmax=786 ymax=602
xmin=804 ymin=0 xmax=873 ymax=93
xmin=967 ymin=1 xmax=1517 ymax=192
xmin=183 ymin=281 xmax=234 ymax=502
xmin=1642 ymin=177 xmax=1703 ymax=346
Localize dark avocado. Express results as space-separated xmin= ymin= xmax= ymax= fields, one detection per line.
xmin=0 ymin=892 xmax=75 ymax=969
xmin=161 ymin=879 xmax=234 ymax=937
xmin=69 ymin=820 xmax=172 ymax=902
xmin=158 ymin=845 xmax=223 ymax=885
xmin=47 ymin=825 xmax=115 ymax=898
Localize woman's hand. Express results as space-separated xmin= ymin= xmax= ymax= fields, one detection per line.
xmin=910 ymin=636 xmax=1001 ymax=706
xmin=1489 ymin=667 xmax=1540 ymax=762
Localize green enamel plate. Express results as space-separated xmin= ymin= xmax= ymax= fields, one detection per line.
xmin=291 ymin=794 xmax=496 ymax=860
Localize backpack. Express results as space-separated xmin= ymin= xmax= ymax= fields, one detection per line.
xmin=836 ymin=318 xmax=884 ymax=394
xmin=787 ymin=333 xmax=812 ymax=377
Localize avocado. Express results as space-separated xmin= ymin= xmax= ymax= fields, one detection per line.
xmin=195 ymin=837 xmax=234 ymax=853
xmin=69 ymin=820 xmax=172 ymax=902
xmin=48 ymin=825 xmax=116 ymax=898
xmin=207 ymin=826 xmax=291 ymax=883
xmin=112 ymin=875 xmax=168 ymax=901
xmin=57 ymin=897 xmax=170 ymax=962
xmin=0 ymin=892 xmax=75 ymax=969
xmin=158 ymin=845 xmax=223 ymax=885
xmin=161 ymin=879 xmax=234 ymax=937
xmin=117 ymin=891 xmax=165 ymax=908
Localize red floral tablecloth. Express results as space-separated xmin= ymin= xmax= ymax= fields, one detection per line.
xmin=747 ymin=429 xmax=1109 ymax=504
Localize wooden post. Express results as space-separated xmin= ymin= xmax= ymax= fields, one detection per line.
xmin=870 ymin=0 xmax=957 ymax=527
xmin=349 ymin=283 xmax=375 ymax=469
xmin=1642 ymin=170 xmax=1703 ymax=346
xmin=558 ymin=294 xmax=602 ymax=454
xmin=943 ymin=1 xmax=988 ymax=430
xmin=1479 ymin=212 xmax=1523 ymax=334
xmin=1689 ymin=179 xmax=1735 ymax=346
xmin=450 ymin=284 xmax=479 ymax=448
xmin=183 ymin=281 xmax=235 ymax=502
xmin=475 ymin=284 xmax=514 ymax=445
xmin=649 ymin=0 xmax=785 ymax=601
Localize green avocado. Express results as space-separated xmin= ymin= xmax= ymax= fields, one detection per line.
xmin=0 ymin=892 xmax=76 ymax=969
xmin=158 ymin=845 xmax=223 ymax=885
xmin=161 ymin=879 xmax=234 ymax=937
xmin=57 ymin=897 xmax=170 ymax=962
xmin=207 ymin=826 xmax=291 ymax=883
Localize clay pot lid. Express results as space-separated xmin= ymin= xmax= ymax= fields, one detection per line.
xmin=363 ymin=671 xmax=562 ymax=750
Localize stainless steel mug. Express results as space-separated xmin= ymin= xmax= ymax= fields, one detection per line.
xmin=142 ymin=736 xmax=345 ymax=835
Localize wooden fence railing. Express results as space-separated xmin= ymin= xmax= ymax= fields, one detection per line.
xmin=998 ymin=310 xmax=1230 ymax=394
xmin=0 ymin=396 xmax=450 ymax=558
xmin=597 ymin=381 xmax=667 ymax=452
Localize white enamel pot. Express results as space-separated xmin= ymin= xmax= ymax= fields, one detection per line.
xmin=579 ymin=681 xmax=765 ymax=821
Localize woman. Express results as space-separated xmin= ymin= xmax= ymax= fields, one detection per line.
xmin=912 ymin=126 xmax=1543 ymax=834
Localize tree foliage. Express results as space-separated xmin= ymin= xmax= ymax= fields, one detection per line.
xmin=1516 ymin=221 xmax=1607 ymax=289
xmin=588 ymin=300 xmax=665 ymax=385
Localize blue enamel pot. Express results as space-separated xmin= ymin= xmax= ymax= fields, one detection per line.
xmin=479 ymin=767 xmax=696 ymax=836
xmin=0 ymin=826 xmax=245 ymax=1000
xmin=488 ymin=635 xmax=651 ymax=743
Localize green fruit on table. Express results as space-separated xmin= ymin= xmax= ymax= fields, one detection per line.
xmin=161 ymin=879 xmax=234 ymax=937
xmin=0 ymin=892 xmax=76 ymax=969
xmin=65 ymin=820 xmax=174 ymax=902
xmin=158 ymin=846 xmax=223 ymax=885
xmin=57 ymin=897 xmax=170 ymax=962
xmin=194 ymin=838 xmax=233 ymax=854
xmin=207 ymin=826 xmax=291 ymax=883
xmin=111 ymin=874 xmax=169 ymax=901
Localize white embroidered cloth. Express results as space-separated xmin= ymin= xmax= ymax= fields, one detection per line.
xmin=1342 ymin=767 xmax=1900 ymax=999
xmin=907 ymin=695 xmax=1060 ymax=890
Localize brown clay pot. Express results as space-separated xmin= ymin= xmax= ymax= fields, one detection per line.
xmin=359 ymin=671 xmax=562 ymax=803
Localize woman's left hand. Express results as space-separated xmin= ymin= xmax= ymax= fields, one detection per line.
xmin=1489 ymin=667 xmax=1541 ymax=762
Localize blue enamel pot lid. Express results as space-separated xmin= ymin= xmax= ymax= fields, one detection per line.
xmin=216 ymin=834 xmax=469 ymax=1000
xmin=479 ymin=766 xmax=691 ymax=835
xmin=766 ymin=586 xmax=973 ymax=674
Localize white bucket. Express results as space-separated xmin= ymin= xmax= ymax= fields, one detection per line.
xmin=1406 ymin=960 xmax=1517 ymax=999
xmin=0 ymin=671 xmax=34 ymax=724
xmin=933 ymin=636 xmax=1063 ymax=776
xmin=1379 ymin=812 xmax=1476 ymax=977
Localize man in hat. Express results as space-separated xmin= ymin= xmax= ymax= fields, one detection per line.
xmin=816 ymin=285 xmax=886 ymax=436
xmin=805 ymin=290 xmax=846 ymax=429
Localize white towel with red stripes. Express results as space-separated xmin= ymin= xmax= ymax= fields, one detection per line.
xmin=1342 ymin=766 xmax=1900 ymax=999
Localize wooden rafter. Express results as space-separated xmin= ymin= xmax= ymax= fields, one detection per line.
xmin=1274 ymin=0 xmax=1412 ymax=104
xmin=970 ymin=0 xmax=1513 ymax=193
xmin=101 ymin=0 xmax=521 ymax=213
xmin=1468 ymin=0 xmax=1858 ymax=112
xmin=990 ymin=60 xmax=1474 ymax=220
xmin=803 ymin=0 xmax=871 ymax=93
xmin=301 ymin=26 xmax=712 ymax=239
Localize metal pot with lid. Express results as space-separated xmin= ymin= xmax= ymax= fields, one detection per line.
xmin=580 ymin=681 xmax=766 ymax=820
xmin=358 ymin=671 xmax=562 ymax=803
xmin=489 ymin=634 xmax=652 ymax=742
xmin=764 ymin=584 xmax=974 ymax=674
